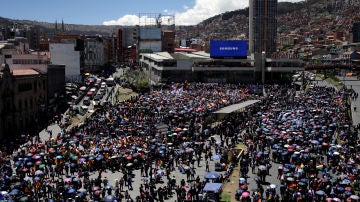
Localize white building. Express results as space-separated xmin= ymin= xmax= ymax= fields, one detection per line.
xmin=50 ymin=42 xmax=81 ymax=82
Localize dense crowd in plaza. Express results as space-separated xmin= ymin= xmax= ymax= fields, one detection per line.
xmin=0 ymin=80 xmax=359 ymax=202
xmin=237 ymin=85 xmax=360 ymax=202
xmin=0 ymin=82 xmax=261 ymax=201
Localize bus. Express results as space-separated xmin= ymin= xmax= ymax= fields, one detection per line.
xmin=105 ymin=77 xmax=115 ymax=87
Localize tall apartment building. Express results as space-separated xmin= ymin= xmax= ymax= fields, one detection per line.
xmin=249 ymin=0 xmax=277 ymax=55
xmin=353 ymin=22 xmax=360 ymax=43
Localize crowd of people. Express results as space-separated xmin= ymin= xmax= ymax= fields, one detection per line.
xmin=0 ymin=82 xmax=262 ymax=201
xmin=1 ymin=80 xmax=359 ymax=202
xmin=235 ymin=85 xmax=360 ymax=202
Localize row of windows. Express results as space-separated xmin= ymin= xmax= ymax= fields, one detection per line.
xmin=13 ymin=59 xmax=49 ymax=65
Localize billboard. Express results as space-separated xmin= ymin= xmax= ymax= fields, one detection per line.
xmin=210 ymin=40 xmax=248 ymax=58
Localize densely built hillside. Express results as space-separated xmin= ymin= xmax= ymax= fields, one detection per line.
xmin=1 ymin=0 xmax=360 ymax=41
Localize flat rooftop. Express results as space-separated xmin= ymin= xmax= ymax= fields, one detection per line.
xmin=12 ymin=69 xmax=40 ymax=76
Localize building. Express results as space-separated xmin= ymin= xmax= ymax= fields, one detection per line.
xmin=140 ymin=50 xmax=304 ymax=84
xmin=118 ymin=27 xmax=139 ymax=65
xmin=139 ymin=27 xmax=162 ymax=53
xmin=83 ymin=36 xmax=105 ymax=73
xmin=103 ymin=34 xmax=118 ymax=64
xmin=162 ymin=30 xmax=175 ymax=53
xmin=0 ymin=63 xmax=48 ymax=139
xmin=353 ymin=22 xmax=360 ymax=43
xmin=249 ymin=0 xmax=277 ymax=55
xmin=249 ymin=0 xmax=278 ymax=82
xmin=50 ymin=41 xmax=81 ymax=81
xmin=0 ymin=38 xmax=49 ymax=70
xmin=47 ymin=64 xmax=65 ymax=101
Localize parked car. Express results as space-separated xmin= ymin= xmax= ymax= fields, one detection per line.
xmin=83 ymin=97 xmax=91 ymax=106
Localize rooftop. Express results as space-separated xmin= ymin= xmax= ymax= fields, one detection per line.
xmin=12 ymin=69 xmax=40 ymax=76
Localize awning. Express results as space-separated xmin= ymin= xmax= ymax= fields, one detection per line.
xmin=213 ymin=100 xmax=260 ymax=114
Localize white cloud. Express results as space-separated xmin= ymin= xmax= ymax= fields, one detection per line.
xmin=103 ymin=0 xmax=304 ymax=26
xmin=103 ymin=14 xmax=139 ymax=26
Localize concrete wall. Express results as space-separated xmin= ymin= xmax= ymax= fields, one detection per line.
xmin=50 ymin=43 xmax=81 ymax=81
xmin=139 ymin=41 xmax=162 ymax=52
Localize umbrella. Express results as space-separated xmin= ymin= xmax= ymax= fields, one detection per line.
xmin=64 ymin=178 xmax=72 ymax=183
xmin=286 ymin=177 xmax=295 ymax=182
xmin=350 ymin=195 xmax=360 ymax=200
xmin=13 ymin=161 xmax=22 ymax=168
xmin=126 ymin=163 xmax=133 ymax=167
xmin=316 ymin=190 xmax=325 ymax=195
xmin=105 ymin=185 xmax=114 ymax=190
xmin=241 ymin=191 xmax=250 ymax=197
xmin=258 ymin=165 xmax=267 ymax=171
xmin=340 ymin=179 xmax=351 ymax=185
xmin=24 ymin=176 xmax=32 ymax=181
xmin=104 ymin=195 xmax=116 ymax=202
xmin=204 ymin=172 xmax=220 ymax=179
xmin=35 ymin=170 xmax=44 ymax=175
xmin=67 ymin=188 xmax=76 ymax=194
xmin=77 ymin=188 xmax=87 ymax=193
xmin=56 ymin=155 xmax=63 ymax=159
xmin=212 ymin=155 xmax=222 ymax=160
xmin=9 ymin=189 xmax=20 ymax=196
xmin=19 ymin=196 xmax=28 ymax=202
xmin=270 ymin=184 xmax=277 ymax=189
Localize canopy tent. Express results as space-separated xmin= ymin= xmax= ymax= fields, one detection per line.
xmin=202 ymin=183 xmax=223 ymax=193
xmin=213 ymin=100 xmax=260 ymax=114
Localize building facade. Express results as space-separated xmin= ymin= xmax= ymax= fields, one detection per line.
xmin=249 ymin=0 xmax=278 ymax=55
xmin=353 ymin=22 xmax=360 ymax=43
xmin=0 ymin=63 xmax=48 ymax=139
xmin=83 ymin=36 xmax=105 ymax=72
xmin=50 ymin=42 xmax=81 ymax=82
xmin=0 ymin=38 xmax=49 ymax=70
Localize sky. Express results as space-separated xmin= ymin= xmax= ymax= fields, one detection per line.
xmin=1 ymin=0 xmax=304 ymax=26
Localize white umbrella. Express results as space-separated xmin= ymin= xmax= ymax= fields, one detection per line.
xmin=35 ymin=170 xmax=44 ymax=175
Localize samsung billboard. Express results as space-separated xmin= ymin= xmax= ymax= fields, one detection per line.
xmin=210 ymin=40 xmax=248 ymax=59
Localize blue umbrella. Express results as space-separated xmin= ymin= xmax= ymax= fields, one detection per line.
xmin=13 ymin=161 xmax=22 ymax=168
xmin=204 ymin=172 xmax=220 ymax=179
xmin=212 ymin=155 xmax=222 ymax=160
xmin=340 ymin=179 xmax=351 ymax=185
xmin=315 ymin=190 xmax=325 ymax=195
xmin=9 ymin=189 xmax=20 ymax=196
xmin=67 ymin=188 xmax=76 ymax=194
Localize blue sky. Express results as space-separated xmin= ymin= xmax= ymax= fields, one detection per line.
xmin=1 ymin=0 xmax=303 ymax=26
